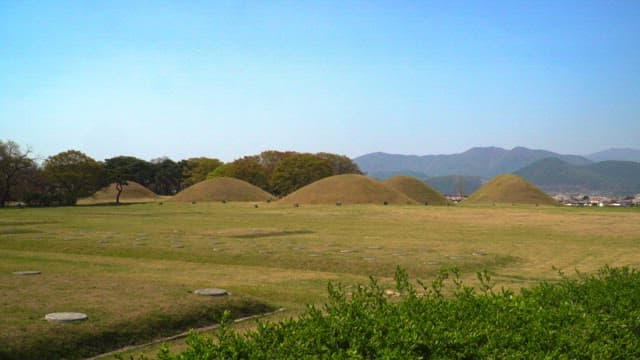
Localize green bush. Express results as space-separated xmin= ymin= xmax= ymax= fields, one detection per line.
xmin=159 ymin=266 xmax=640 ymax=359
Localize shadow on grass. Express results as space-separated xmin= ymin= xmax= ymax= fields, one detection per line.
xmin=1 ymin=299 xmax=274 ymax=360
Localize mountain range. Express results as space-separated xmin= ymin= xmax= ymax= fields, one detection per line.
xmin=355 ymin=147 xmax=592 ymax=179
xmin=354 ymin=147 xmax=640 ymax=195
xmin=515 ymin=158 xmax=640 ymax=195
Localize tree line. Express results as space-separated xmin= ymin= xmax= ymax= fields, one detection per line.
xmin=0 ymin=139 xmax=361 ymax=207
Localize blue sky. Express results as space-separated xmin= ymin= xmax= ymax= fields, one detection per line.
xmin=1 ymin=1 xmax=639 ymax=162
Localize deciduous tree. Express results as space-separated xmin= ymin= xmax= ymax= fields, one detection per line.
xmin=43 ymin=150 xmax=104 ymax=205
xmin=0 ymin=140 xmax=35 ymax=207
xmin=316 ymin=152 xmax=362 ymax=175
xmin=269 ymin=153 xmax=333 ymax=196
xmin=180 ymin=157 xmax=223 ymax=189
xmin=151 ymin=158 xmax=182 ymax=195
xmin=223 ymin=156 xmax=269 ymax=190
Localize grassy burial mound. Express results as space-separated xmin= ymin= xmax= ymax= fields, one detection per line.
xmin=279 ymin=174 xmax=416 ymax=205
xmin=464 ymin=174 xmax=557 ymax=206
xmin=81 ymin=181 xmax=158 ymax=204
xmin=172 ymin=177 xmax=273 ymax=202
xmin=384 ymin=176 xmax=448 ymax=205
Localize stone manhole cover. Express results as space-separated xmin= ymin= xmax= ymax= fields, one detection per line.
xmin=13 ymin=271 xmax=41 ymax=276
xmin=194 ymin=288 xmax=228 ymax=296
xmin=44 ymin=312 xmax=88 ymax=323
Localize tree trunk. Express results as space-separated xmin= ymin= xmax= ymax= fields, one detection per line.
xmin=0 ymin=177 xmax=11 ymax=207
xmin=115 ymin=183 xmax=123 ymax=204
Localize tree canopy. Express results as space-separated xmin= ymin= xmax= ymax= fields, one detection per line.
xmin=180 ymin=157 xmax=223 ymax=189
xmin=0 ymin=140 xmax=34 ymax=206
xmin=222 ymin=156 xmax=269 ymax=191
xmin=269 ymin=154 xmax=333 ymax=196
xmin=43 ymin=150 xmax=104 ymax=205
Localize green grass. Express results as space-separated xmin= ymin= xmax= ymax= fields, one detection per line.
xmin=1 ymin=202 xmax=639 ymax=358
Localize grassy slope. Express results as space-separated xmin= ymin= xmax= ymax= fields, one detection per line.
xmin=279 ymin=174 xmax=416 ymax=205
xmin=172 ymin=177 xmax=273 ymax=202
xmin=465 ymin=174 xmax=557 ymax=206
xmin=1 ymin=203 xmax=639 ymax=358
xmin=384 ymin=176 xmax=448 ymax=205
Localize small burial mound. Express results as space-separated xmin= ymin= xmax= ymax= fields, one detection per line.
xmin=279 ymin=174 xmax=416 ymax=205
xmin=84 ymin=181 xmax=158 ymax=203
xmin=464 ymin=174 xmax=557 ymax=206
xmin=172 ymin=177 xmax=273 ymax=202
xmin=384 ymin=176 xmax=448 ymax=205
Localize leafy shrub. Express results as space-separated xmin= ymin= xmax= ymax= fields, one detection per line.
xmin=159 ymin=266 xmax=640 ymax=359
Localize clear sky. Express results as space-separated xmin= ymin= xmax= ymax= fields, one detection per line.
xmin=1 ymin=1 xmax=639 ymax=162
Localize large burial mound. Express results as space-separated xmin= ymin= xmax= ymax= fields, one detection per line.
xmin=172 ymin=177 xmax=273 ymax=202
xmin=279 ymin=174 xmax=416 ymax=205
xmin=83 ymin=181 xmax=158 ymax=203
xmin=464 ymin=174 xmax=557 ymax=206
xmin=384 ymin=176 xmax=448 ymax=205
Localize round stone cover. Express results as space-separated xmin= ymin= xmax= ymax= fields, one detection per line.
xmin=45 ymin=312 xmax=88 ymax=323
xmin=12 ymin=271 xmax=41 ymax=276
xmin=194 ymin=288 xmax=228 ymax=296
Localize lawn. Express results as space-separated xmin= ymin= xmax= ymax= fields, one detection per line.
xmin=1 ymin=202 xmax=638 ymax=358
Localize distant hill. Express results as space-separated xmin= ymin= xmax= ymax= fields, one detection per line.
xmin=587 ymin=148 xmax=640 ymax=163
xmin=515 ymin=158 xmax=640 ymax=195
xmin=354 ymin=147 xmax=591 ymax=179
xmin=367 ymin=170 xmax=430 ymax=181
xmin=464 ymin=174 xmax=557 ymax=206
xmin=424 ymin=175 xmax=483 ymax=196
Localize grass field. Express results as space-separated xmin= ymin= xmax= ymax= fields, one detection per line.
xmin=1 ymin=202 xmax=639 ymax=358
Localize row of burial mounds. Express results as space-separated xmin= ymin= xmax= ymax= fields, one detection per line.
xmin=84 ymin=174 xmax=557 ymax=206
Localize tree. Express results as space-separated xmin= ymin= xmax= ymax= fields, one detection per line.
xmin=0 ymin=140 xmax=35 ymax=207
xmin=207 ymin=163 xmax=231 ymax=179
xmin=15 ymin=166 xmax=61 ymax=207
xmin=223 ymin=156 xmax=269 ymax=190
xmin=150 ymin=158 xmax=182 ymax=195
xmin=269 ymin=153 xmax=333 ymax=196
xmin=180 ymin=157 xmax=223 ymax=189
xmin=316 ymin=152 xmax=362 ymax=175
xmin=257 ymin=150 xmax=296 ymax=177
xmin=43 ymin=150 xmax=104 ymax=205
xmin=104 ymin=156 xmax=151 ymax=204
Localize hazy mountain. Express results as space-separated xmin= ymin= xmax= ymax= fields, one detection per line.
xmin=366 ymin=170 xmax=482 ymax=196
xmin=424 ymin=175 xmax=483 ymax=196
xmin=367 ymin=170 xmax=430 ymax=181
xmin=515 ymin=158 xmax=640 ymax=195
xmin=354 ymin=147 xmax=592 ymax=178
xmin=587 ymin=148 xmax=640 ymax=163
